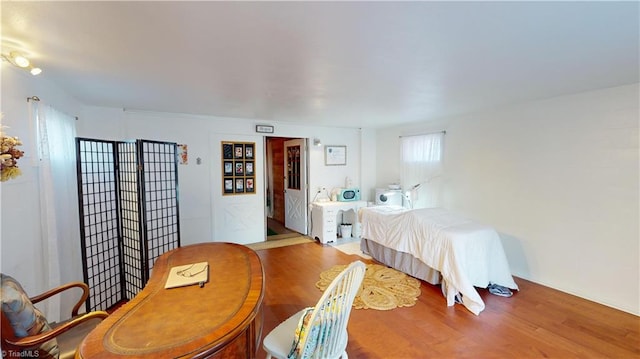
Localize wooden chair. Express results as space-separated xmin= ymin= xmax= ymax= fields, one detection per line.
xmin=263 ymin=260 xmax=366 ymax=359
xmin=1 ymin=274 xmax=109 ymax=359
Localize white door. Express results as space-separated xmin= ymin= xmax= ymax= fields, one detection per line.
xmin=284 ymin=138 xmax=307 ymax=234
xmin=211 ymin=134 xmax=265 ymax=245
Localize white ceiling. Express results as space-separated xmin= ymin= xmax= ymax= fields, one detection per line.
xmin=2 ymin=1 xmax=638 ymax=129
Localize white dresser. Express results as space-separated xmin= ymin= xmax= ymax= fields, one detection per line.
xmin=310 ymin=201 xmax=368 ymax=244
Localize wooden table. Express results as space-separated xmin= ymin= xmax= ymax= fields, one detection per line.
xmin=76 ymin=243 xmax=264 ymax=358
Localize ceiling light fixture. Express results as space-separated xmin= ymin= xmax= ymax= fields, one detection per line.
xmin=12 ymin=52 xmax=30 ymax=67
xmin=1 ymin=51 xmax=42 ymax=76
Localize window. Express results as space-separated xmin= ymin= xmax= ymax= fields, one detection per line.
xmin=401 ymin=133 xmax=443 ymax=163
xmin=400 ymin=132 xmax=444 ymax=208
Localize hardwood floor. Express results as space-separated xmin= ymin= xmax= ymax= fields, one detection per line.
xmin=254 ymin=241 xmax=639 ymax=358
xmin=266 ymin=217 xmax=297 ymax=240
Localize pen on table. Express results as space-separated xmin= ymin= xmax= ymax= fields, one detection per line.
xmin=199 ymin=281 xmax=205 ymax=288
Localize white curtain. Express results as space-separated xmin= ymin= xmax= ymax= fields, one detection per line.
xmin=400 ymin=132 xmax=444 ymax=209
xmin=33 ymin=102 xmax=79 ymax=321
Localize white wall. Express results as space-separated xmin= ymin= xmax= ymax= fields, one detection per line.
xmin=375 ymin=84 xmax=640 ymax=315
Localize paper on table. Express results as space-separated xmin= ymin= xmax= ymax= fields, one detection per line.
xmin=164 ymin=261 xmax=209 ymax=289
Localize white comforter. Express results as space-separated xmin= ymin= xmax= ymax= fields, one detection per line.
xmin=359 ymin=206 xmax=518 ymax=315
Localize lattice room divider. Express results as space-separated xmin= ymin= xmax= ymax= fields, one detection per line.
xmin=76 ymin=138 xmax=181 ymax=311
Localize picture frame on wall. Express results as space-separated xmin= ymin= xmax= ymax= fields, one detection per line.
xmin=234 ymin=144 xmax=244 ymax=158
xmin=235 ymin=178 xmax=244 ymax=193
xmin=235 ymin=162 xmax=244 ymax=175
xmin=246 ymin=178 xmax=254 ymax=192
xmin=224 ymin=161 xmax=233 ymax=175
xmin=223 ymin=143 xmax=233 ymax=159
xmin=178 ymin=144 xmax=188 ymax=165
xmin=245 ymin=144 xmax=254 ymax=159
xmin=221 ymin=141 xmax=257 ymax=196
xmin=325 ymin=145 xmax=347 ymax=166
xmin=224 ymin=179 xmax=234 ymax=193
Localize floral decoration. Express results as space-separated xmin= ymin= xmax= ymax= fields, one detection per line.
xmin=1 ymin=126 xmax=25 ymax=182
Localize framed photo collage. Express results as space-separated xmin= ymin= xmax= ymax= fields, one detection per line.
xmin=222 ymin=141 xmax=255 ymax=195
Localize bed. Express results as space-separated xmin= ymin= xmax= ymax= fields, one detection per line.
xmin=358 ymin=205 xmax=518 ymax=315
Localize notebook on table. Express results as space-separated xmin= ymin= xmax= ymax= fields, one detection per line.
xmin=164 ymin=261 xmax=209 ymax=289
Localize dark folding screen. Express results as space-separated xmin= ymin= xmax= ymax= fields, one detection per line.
xmin=116 ymin=141 xmax=146 ymax=299
xmin=76 ymin=139 xmax=123 ymax=311
xmin=76 ymin=138 xmax=180 ymax=311
xmin=138 ymin=141 xmax=181 ymax=277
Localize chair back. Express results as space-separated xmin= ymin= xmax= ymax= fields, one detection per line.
xmin=295 ymin=261 xmax=366 ymax=359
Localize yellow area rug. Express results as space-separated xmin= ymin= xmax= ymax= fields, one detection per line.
xmin=316 ymin=263 xmax=421 ymax=311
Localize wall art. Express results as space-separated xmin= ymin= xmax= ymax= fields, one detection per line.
xmin=221 ymin=141 xmax=256 ymax=196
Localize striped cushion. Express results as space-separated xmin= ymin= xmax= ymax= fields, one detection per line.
xmin=287 ymin=296 xmax=343 ymax=358
xmin=287 ymin=307 xmax=317 ymax=359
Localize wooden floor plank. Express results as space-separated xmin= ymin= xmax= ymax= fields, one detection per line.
xmin=254 ymin=241 xmax=639 ymax=358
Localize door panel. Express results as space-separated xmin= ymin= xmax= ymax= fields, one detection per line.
xmin=284 ymin=139 xmax=307 ymax=234
xmin=271 ymin=139 xmax=285 ymax=223
xmin=212 ymin=134 xmax=265 ymax=245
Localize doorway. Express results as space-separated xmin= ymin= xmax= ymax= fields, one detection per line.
xmin=265 ymin=137 xmax=308 ymax=239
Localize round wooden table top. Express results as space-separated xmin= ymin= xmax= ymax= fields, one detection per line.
xmin=77 ymin=242 xmax=264 ymax=358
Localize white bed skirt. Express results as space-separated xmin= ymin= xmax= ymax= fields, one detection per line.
xmin=360 ymin=237 xmax=441 ymax=285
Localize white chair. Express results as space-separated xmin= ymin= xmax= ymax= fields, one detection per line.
xmin=263 ymin=260 xmax=366 ymax=359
